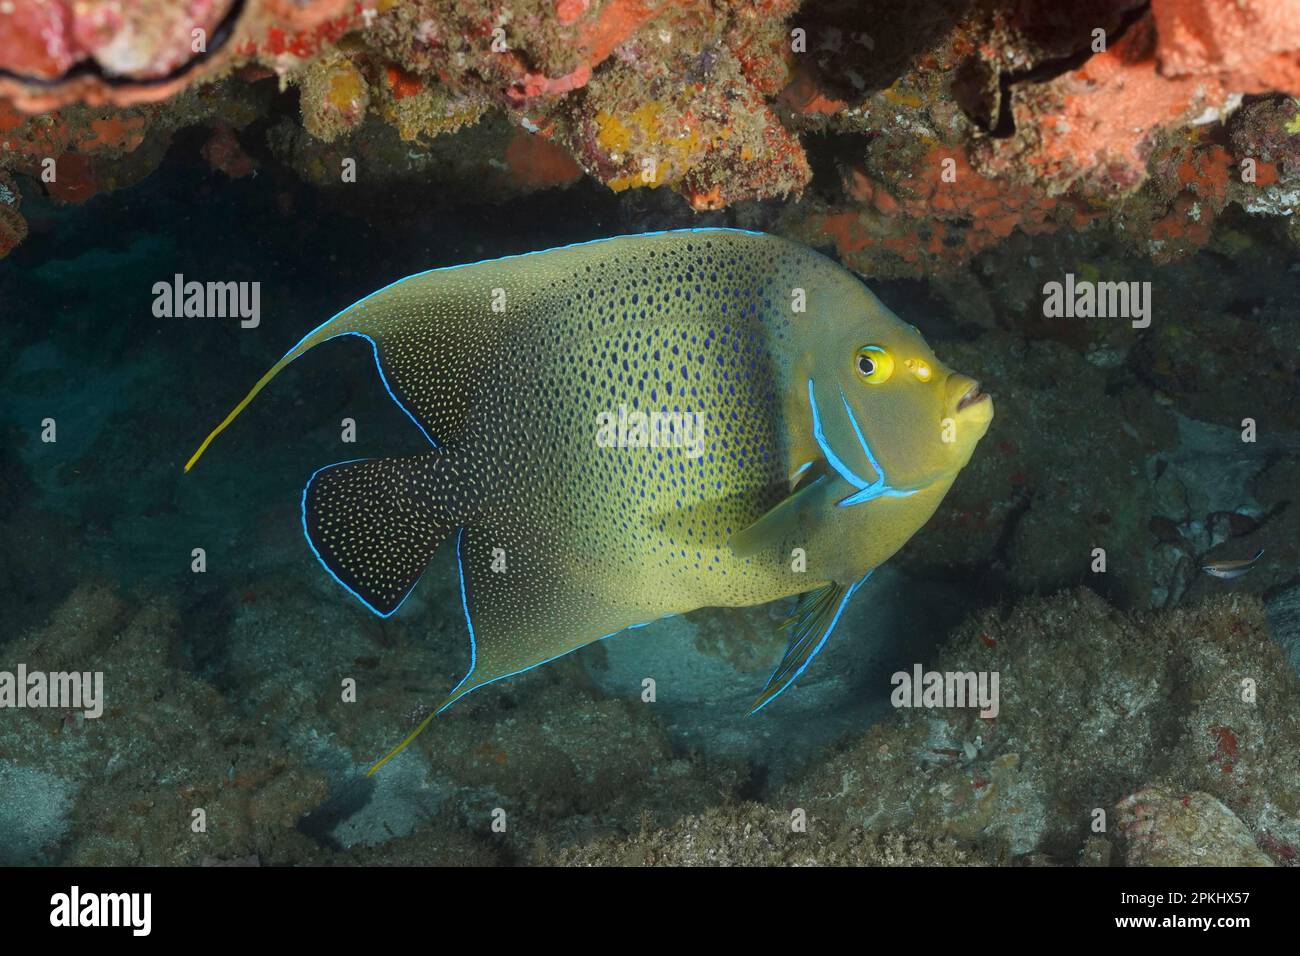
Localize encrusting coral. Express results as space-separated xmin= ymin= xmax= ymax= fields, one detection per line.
xmin=3 ymin=0 xmax=1300 ymax=264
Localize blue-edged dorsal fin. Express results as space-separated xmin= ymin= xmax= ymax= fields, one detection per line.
xmin=751 ymin=573 xmax=870 ymax=713
xmin=183 ymin=267 xmax=482 ymax=473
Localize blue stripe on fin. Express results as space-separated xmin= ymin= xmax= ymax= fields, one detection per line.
xmin=750 ymin=571 xmax=873 ymax=714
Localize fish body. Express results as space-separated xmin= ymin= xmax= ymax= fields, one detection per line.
xmin=187 ymin=229 xmax=993 ymax=734
xmin=1201 ymin=549 xmax=1264 ymax=580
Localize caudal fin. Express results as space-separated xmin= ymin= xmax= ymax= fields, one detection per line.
xmin=302 ymin=456 xmax=453 ymax=618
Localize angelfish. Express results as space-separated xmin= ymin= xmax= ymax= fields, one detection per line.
xmin=185 ymin=229 xmax=994 ymax=770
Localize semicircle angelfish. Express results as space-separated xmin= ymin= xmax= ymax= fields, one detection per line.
xmin=184 ymin=228 xmax=994 ymax=773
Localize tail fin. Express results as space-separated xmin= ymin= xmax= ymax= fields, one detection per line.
xmin=184 ymin=320 xmax=348 ymax=473
xmin=302 ymin=456 xmax=453 ymax=618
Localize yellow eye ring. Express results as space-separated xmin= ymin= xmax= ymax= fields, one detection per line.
xmin=855 ymin=346 xmax=894 ymax=384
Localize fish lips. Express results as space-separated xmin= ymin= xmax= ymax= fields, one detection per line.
xmin=948 ymin=375 xmax=994 ymax=423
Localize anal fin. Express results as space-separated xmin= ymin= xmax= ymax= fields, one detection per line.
xmin=751 ymin=572 xmax=872 ymax=713
xmin=369 ymin=523 xmax=654 ymax=775
xmin=440 ymin=525 xmax=649 ymax=710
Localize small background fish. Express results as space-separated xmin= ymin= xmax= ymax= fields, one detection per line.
xmin=1202 ymin=549 xmax=1265 ymax=580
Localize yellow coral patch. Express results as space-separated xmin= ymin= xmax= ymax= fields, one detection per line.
xmin=383 ymin=88 xmax=486 ymax=142
xmin=595 ymin=101 xmax=703 ymax=193
xmin=328 ymin=67 xmax=366 ymax=110
xmin=880 ymin=83 xmax=924 ymax=109
xmin=595 ymin=111 xmax=633 ymax=156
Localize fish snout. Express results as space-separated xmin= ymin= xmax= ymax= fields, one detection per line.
xmin=946 ymin=374 xmax=992 ymax=421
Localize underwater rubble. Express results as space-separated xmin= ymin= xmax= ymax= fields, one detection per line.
xmin=555 ymin=590 xmax=1300 ymax=866
xmin=3 ymin=578 xmax=1297 ymax=865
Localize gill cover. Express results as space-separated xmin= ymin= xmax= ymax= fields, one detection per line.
xmin=806 ymin=377 xmax=926 ymax=508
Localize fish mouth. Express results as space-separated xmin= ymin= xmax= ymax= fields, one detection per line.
xmin=955 ymin=381 xmax=989 ymax=413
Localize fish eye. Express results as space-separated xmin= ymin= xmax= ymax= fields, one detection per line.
xmin=855 ymin=345 xmax=894 ymax=385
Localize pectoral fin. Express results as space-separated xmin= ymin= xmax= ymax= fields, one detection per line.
xmin=751 ymin=572 xmax=872 ymax=714
xmin=729 ymin=473 xmax=843 ymax=558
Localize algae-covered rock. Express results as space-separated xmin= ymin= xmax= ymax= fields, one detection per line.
xmin=1117 ymin=787 xmax=1275 ymax=867
xmin=533 ymin=589 xmax=1300 ymax=866
xmin=3 ymin=564 xmax=1297 ymax=865
xmin=549 ymin=803 xmax=975 ymax=867
xmin=777 ymin=589 xmax=1300 ymax=865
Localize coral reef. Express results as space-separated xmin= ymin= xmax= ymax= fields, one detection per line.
xmin=552 ymin=805 xmax=976 ymax=865
xmin=0 ymin=574 xmax=748 ymax=864
xmin=0 ymin=78 xmax=265 ymax=236
xmin=0 ymin=0 xmax=360 ymax=109
xmin=545 ymin=590 xmax=1300 ymax=866
xmin=3 ymin=0 xmax=1300 ymax=263
xmin=0 ymin=583 xmax=331 ymax=864
xmin=0 ymin=169 xmax=26 ymax=257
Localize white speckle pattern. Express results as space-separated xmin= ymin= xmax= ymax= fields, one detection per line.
xmin=272 ymin=229 xmax=984 ymax=705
